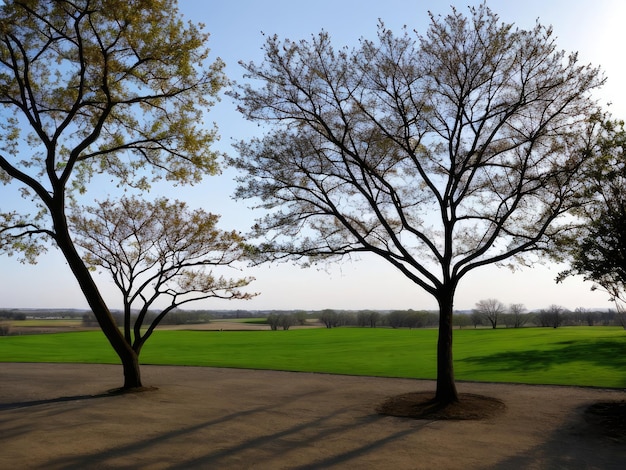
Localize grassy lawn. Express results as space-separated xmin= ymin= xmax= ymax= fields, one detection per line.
xmin=0 ymin=326 xmax=624 ymax=388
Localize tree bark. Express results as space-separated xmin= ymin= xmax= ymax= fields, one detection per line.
xmin=52 ymin=207 xmax=142 ymax=389
xmin=435 ymin=288 xmax=459 ymax=404
xmin=121 ymin=350 xmax=142 ymax=388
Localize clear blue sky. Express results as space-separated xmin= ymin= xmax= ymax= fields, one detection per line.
xmin=1 ymin=0 xmax=624 ymax=312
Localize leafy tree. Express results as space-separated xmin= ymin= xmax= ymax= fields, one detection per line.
xmin=453 ymin=312 xmax=471 ymax=329
xmin=0 ymin=0 xmax=226 ymax=388
xmin=318 ymin=309 xmax=338 ymax=328
xmin=558 ymin=119 xmax=626 ymax=322
xmin=336 ymin=311 xmax=357 ymax=326
xmin=280 ymin=314 xmax=296 ymax=330
xmin=473 ymin=298 xmax=506 ymax=329
xmin=384 ymin=310 xmax=437 ymax=329
xmin=470 ymin=311 xmax=484 ymax=329
xmin=266 ymin=312 xmax=296 ymax=330
xmin=406 ymin=310 xmax=433 ymax=329
xmin=357 ymin=310 xmax=381 ymax=327
xmin=266 ymin=313 xmax=281 ymax=330
xmin=230 ymin=4 xmax=603 ymax=404
xmin=69 ymin=196 xmax=255 ymax=356
xmin=386 ymin=310 xmax=408 ymax=329
xmin=291 ymin=311 xmax=309 ymax=326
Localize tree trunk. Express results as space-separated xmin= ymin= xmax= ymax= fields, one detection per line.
xmin=122 ymin=350 xmax=142 ymax=388
xmin=52 ymin=209 xmax=142 ymax=389
xmin=435 ymin=288 xmax=459 ymax=404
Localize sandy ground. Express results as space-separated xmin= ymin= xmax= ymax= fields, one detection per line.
xmin=1 ymin=363 xmax=625 ymax=469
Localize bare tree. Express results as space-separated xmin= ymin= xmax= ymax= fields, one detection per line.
xmin=474 ymin=299 xmax=506 ymax=329
xmin=69 ymin=197 xmax=255 ymax=356
xmin=509 ymin=303 xmax=529 ymax=328
xmin=230 ymin=5 xmax=603 ymax=404
xmin=538 ymin=304 xmax=565 ymax=328
xmin=0 ymin=0 xmax=226 ymax=388
xmin=574 ymin=307 xmax=599 ymax=326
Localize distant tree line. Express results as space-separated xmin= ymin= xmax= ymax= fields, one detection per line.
xmin=0 ymin=309 xmax=89 ymax=320
xmin=315 ymin=309 xmax=441 ymax=329
xmin=263 ymin=309 xmax=440 ymax=330
xmin=263 ymin=306 xmax=624 ymax=331
xmin=3 ymin=306 xmax=623 ymax=333
xmin=258 ymin=309 xmax=430 ymax=330
xmin=468 ymin=299 xmax=622 ymax=329
xmin=0 ymin=310 xmax=27 ymax=321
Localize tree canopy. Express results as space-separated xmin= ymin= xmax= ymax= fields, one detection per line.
xmin=558 ymin=119 xmax=626 ymax=314
xmin=0 ymin=0 xmax=226 ymax=256
xmin=230 ymin=4 xmax=604 ymax=403
xmin=70 ymin=196 xmax=255 ymax=355
xmin=0 ymin=0 xmax=228 ymax=388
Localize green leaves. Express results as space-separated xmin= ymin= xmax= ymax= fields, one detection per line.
xmin=0 ymin=210 xmax=51 ymax=263
xmin=0 ymin=0 xmax=225 ymax=191
xmin=559 ymin=118 xmax=626 ymax=305
xmin=0 ymin=0 xmax=227 ymax=262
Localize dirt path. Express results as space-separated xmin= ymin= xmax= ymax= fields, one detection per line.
xmin=1 ymin=363 xmax=624 ymax=469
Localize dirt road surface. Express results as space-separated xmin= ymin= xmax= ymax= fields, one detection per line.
xmin=1 ymin=363 xmax=624 ymax=469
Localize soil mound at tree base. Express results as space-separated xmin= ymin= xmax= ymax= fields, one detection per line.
xmin=378 ymin=392 xmax=506 ymax=420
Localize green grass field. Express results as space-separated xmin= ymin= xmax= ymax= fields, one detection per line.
xmin=1 ymin=326 xmax=624 ymax=388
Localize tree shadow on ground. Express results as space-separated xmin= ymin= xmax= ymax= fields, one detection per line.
xmin=492 ymin=402 xmax=626 ymax=469
xmin=2 ymin=363 xmax=625 ymax=469
xmin=0 ymin=393 xmax=113 ymax=411
xmin=459 ymin=337 xmax=626 ymax=385
xmin=32 ymin=389 xmax=624 ymax=470
xmin=0 ymin=386 xmax=157 ymax=411
xmin=585 ymin=401 xmax=626 ymax=443
xmin=35 ymin=389 xmax=425 ymax=470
